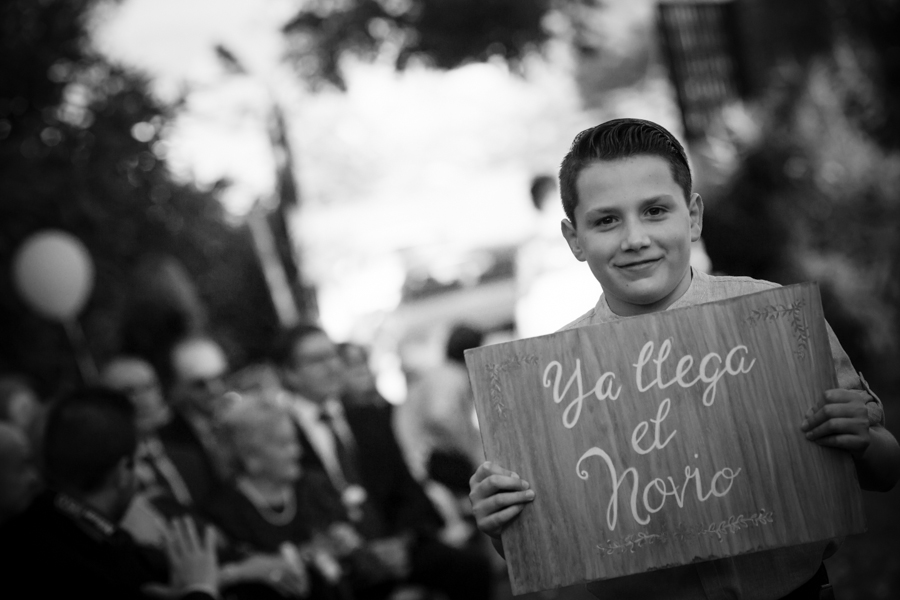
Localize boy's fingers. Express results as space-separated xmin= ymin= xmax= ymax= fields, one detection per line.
xmin=808 ymin=433 xmax=869 ymax=456
xmin=802 ymin=401 xmax=867 ymax=432
xmin=823 ymin=388 xmax=870 ymax=404
xmin=476 ymin=503 xmax=527 ymax=533
xmin=470 ymin=474 xmax=530 ymax=504
xmin=805 ymin=417 xmax=867 ymax=439
xmin=470 ymin=462 xmax=518 ymax=487
xmin=800 ymin=407 xmax=816 ymax=431
xmin=477 ymin=471 xmax=529 ymax=492
xmin=472 ymin=489 xmax=535 ymax=518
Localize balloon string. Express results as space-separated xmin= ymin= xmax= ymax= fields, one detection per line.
xmin=64 ymin=319 xmax=99 ymax=385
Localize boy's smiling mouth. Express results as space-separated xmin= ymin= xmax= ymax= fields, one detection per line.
xmin=616 ymin=257 xmax=662 ymax=271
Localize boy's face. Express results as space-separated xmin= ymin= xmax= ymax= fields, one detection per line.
xmin=561 ymin=155 xmax=703 ymax=317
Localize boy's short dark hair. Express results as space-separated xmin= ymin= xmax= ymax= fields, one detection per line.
xmin=558 ymin=118 xmax=692 ymax=226
xmin=42 ymin=387 xmax=137 ymax=494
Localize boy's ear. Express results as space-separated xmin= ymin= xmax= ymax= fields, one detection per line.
xmin=688 ymin=193 xmax=704 ymax=242
xmin=561 ymin=219 xmax=586 ymax=262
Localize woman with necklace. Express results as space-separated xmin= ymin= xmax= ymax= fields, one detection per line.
xmin=209 ymin=390 xmax=405 ymax=600
xmin=206 ymin=391 xmax=338 ymax=599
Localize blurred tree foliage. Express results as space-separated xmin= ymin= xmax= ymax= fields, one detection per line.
xmin=282 ymin=0 xmax=602 ymax=89
xmin=701 ymin=0 xmax=900 ymax=388
xmin=0 ymin=0 xmax=279 ymax=395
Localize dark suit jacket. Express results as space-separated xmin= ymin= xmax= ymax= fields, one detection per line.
xmin=0 ymin=491 xmax=213 ymax=600
xmin=156 ymin=410 xmax=227 ymax=512
xmin=293 ymin=401 xmax=494 ymax=600
xmin=294 ymin=400 xmax=443 ymax=540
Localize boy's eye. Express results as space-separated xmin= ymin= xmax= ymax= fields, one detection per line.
xmin=593 ymin=216 xmax=617 ymax=228
xmin=646 ymin=206 xmax=667 ymax=217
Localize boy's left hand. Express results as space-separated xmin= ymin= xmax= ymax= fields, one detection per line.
xmin=801 ymin=389 xmax=872 ymax=458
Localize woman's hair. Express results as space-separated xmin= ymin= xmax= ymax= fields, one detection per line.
xmin=216 ymin=390 xmax=290 ymax=474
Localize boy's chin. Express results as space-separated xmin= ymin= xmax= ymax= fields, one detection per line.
xmin=609 ymin=269 xmax=691 ymax=308
xmin=611 ymin=285 xmax=681 ymax=313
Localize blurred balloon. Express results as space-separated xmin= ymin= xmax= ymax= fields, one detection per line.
xmin=12 ymin=230 xmax=95 ymax=321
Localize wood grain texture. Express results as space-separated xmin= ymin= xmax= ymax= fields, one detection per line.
xmin=464 ymin=283 xmax=866 ymax=595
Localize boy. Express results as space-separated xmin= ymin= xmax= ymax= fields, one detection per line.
xmin=468 ymin=118 xmax=900 ymax=599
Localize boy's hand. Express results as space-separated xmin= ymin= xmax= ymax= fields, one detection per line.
xmin=801 ymin=389 xmax=872 ymax=458
xmin=469 ymin=461 xmax=535 ymax=541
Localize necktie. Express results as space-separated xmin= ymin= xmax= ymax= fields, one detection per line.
xmin=319 ymin=409 xmax=362 ymax=489
xmin=319 ymin=409 xmax=385 ymax=536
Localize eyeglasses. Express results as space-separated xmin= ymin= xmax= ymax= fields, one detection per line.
xmin=295 ymin=350 xmax=341 ymax=367
xmin=123 ymin=381 xmax=160 ymax=395
xmin=184 ymin=376 xmax=223 ymax=392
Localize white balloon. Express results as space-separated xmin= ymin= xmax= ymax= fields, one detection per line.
xmin=12 ymin=230 xmax=95 ymax=321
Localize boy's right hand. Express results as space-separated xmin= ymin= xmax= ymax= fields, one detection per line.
xmin=468 ymin=462 xmax=535 ymax=541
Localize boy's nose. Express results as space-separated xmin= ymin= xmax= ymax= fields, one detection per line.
xmin=620 ymin=220 xmax=650 ymax=251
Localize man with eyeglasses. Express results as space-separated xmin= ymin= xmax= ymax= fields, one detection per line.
xmin=271 ymin=323 xmax=494 ymax=600
xmin=156 ymin=335 xmax=234 ymax=514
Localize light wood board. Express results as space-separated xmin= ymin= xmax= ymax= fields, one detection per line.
xmin=464 ymin=283 xmax=866 ymax=595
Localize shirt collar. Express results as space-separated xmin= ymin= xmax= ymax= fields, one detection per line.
xmin=289 ymin=393 xmax=344 ymax=422
xmin=597 ymin=267 xmax=701 ymax=322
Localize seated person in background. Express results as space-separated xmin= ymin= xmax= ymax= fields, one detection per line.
xmin=157 ymin=335 xmax=236 ymax=513
xmin=272 ymin=324 xmax=495 ymax=600
xmin=0 ymin=422 xmax=42 ymax=525
xmin=104 ymin=358 xmax=323 ymax=599
xmin=102 ymin=356 xmax=173 ymax=439
xmin=0 ymin=387 xmax=218 ymax=599
xmin=0 ymin=374 xmax=45 ymax=447
xmin=394 ymin=323 xmax=485 ymax=495
xmin=101 ymin=355 xmax=203 ymax=544
xmin=336 ymin=342 xmax=391 ymax=411
xmin=210 ymin=390 xmax=412 ymax=599
xmin=393 ymin=325 xmax=488 ymax=554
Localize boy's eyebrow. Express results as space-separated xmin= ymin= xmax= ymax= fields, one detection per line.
xmin=583 ymin=194 xmax=677 ymax=217
xmin=638 ymin=194 xmax=677 ymax=205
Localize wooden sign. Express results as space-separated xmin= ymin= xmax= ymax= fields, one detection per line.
xmin=465 ymin=284 xmax=866 ymax=595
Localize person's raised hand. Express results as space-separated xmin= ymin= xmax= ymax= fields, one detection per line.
xmin=223 ymin=552 xmax=310 ymax=598
xmin=801 ymin=388 xmax=872 ymax=458
xmin=468 ymin=461 xmax=534 ymax=541
xmin=162 ymin=516 xmax=219 ymax=594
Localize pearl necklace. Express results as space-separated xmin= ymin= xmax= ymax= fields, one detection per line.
xmin=237 ymin=479 xmax=297 ymax=526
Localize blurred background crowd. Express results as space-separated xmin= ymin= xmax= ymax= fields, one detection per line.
xmin=1 ymin=0 xmax=899 ymax=598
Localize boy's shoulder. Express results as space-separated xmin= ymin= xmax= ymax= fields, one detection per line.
xmin=559 ymin=270 xmax=782 ymax=331
xmin=688 ymin=269 xmax=781 ymax=304
xmin=560 ymin=306 xmax=601 ymax=331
